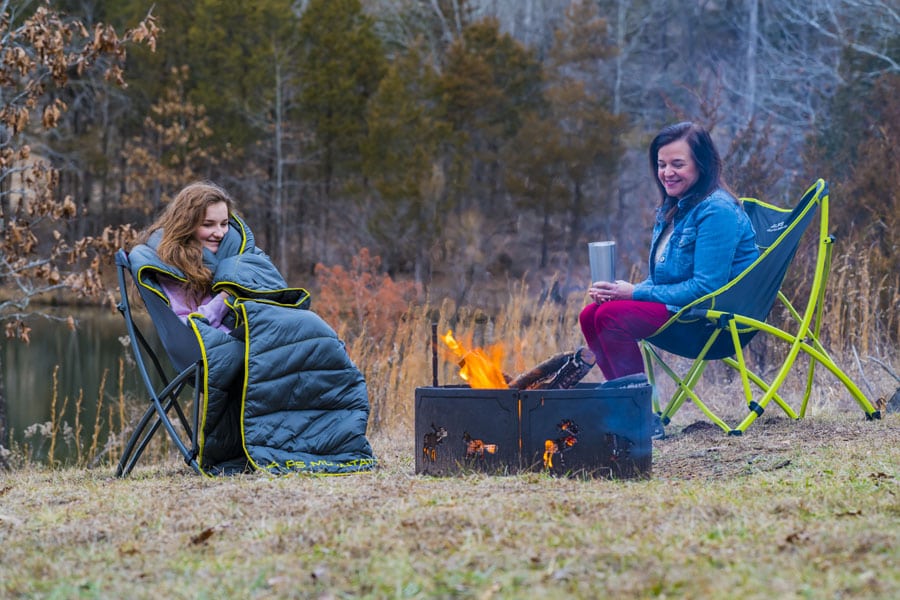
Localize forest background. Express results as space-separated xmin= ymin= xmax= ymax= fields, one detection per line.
xmin=1 ymin=0 xmax=899 ymax=444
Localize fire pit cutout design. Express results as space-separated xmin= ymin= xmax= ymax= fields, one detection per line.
xmin=463 ymin=432 xmax=498 ymax=460
xmin=605 ymin=432 xmax=633 ymax=463
xmin=422 ymin=423 xmax=448 ymax=462
xmin=543 ymin=418 xmax=579 ymax=469
xmin=415 ymin=384 xmax=651 ymax=479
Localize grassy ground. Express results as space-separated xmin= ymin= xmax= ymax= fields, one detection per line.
xmin=1 ymin=409 xmax=897 ymax=599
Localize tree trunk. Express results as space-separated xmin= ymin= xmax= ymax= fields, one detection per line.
xmin=274 ymin=60 xmax=288 ymax=276
xmin=745 ymin=0 xmax=759 ymax=125
xmin=540 ymin=209 xmax=550 ymax=269
xmin=613 ymin=0 xmax=626 ymax=116
xmin=565 ymin=180 xmax=584 ymax=288
xmin=0 ymin=352 xmax=9 ymax=469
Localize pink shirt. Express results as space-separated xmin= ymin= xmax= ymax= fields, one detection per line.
xmin=158 ymin=275 xmax=232 ymax=332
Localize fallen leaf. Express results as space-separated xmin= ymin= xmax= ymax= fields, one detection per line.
xmin=190 ymin=527 xmax=215 ymax=545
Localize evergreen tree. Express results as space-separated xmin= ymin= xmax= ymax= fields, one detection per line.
xmin=292 ymin=0 xmax=386 ymax=265
xmin=437 ymin=17 xmax=544 ymax=214
xmin=105 ymin=0 xmax=196 ymax=135
xmin=505 ymin=1 xmax=625 ymax=273
xmin=188 ymin=0 xmax=300 ymax=152
xmin=297 ymin=0 xmax=386 ymax=195
xmin=362 ymin=43 xmax=451 ymax=283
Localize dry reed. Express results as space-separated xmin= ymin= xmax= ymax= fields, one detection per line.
xmin=346 ymin=284 xmax=587 ymax=435
xmin=87 ymin=369 xmax=108 ymax=463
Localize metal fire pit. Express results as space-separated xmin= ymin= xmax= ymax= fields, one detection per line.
xmin=415 ymin=383 xmax=652 ymax=479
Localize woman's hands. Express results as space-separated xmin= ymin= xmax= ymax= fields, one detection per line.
xmin=588 ymin=280 xmax=634 ymax=303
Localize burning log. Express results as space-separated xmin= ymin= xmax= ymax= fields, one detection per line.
xmin=507 ymin=351 xmax=570 ymax=389
xmin=440 ymin=328 xmax=595 ymax=391
xmin=509 ymin=347 xmax=596 ymax=390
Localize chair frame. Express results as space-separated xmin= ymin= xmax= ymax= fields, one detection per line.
xmin=640 ymin=179 xmax=881 ymax=435
xmin=114 ymin=249 xmax=202 ymax=476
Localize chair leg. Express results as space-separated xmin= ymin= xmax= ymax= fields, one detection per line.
xmin=641 ymin=344 xmax=662 ymax=415
xmin=116 ymin=404 xmax=158 ymax=477
xmin=120 ymin=411 xmax=165 ymax=477
xmin=798 ymin=342 xmax=881 ymax=419
xmin=726 ymin=331 xmax=882 ymax=433
xmin=673 ymin=379 xmax=733 ymax=434
xmin=116 ymin=368 xmax=202 ymax=477
xmin=647 ymin=352 xmax=734 ymax=433
xmin=719 ymin=357 xmax=798 ymax=418
xmin=116 ymin=396 xmax=189 ymax=477
xmin=171 ymin=396 xmax=193 ymax=439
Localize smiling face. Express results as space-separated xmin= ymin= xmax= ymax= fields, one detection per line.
xmin=657 ymin=139 xmax=699 ymax=199
xmin=193 ymin=201 xmax=229 ymax=253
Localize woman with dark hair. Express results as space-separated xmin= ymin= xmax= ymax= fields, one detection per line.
xmin=579 ymin=122 xmax=759 ymax=382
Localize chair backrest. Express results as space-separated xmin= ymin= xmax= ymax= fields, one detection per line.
xmin=115 ymin=249 xmax=202 ymax=374
xmin=647 ymin=179 xmax=826 ymax=359
xmin=712 ymin=179 xmax=823 ymax=320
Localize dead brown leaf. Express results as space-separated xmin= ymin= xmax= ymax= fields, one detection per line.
xmin=190 ymin=527 xmax=215 ymax=545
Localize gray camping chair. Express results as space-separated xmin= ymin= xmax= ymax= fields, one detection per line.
xmin=114 ymin=249 xmax=202 ymax=476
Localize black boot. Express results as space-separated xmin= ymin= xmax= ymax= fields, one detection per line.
xmin=650 ymin=413 xmax=666 ymax=440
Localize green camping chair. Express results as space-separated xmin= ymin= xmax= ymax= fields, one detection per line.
xmin=640 ymin=178 xmax=882 ymax=435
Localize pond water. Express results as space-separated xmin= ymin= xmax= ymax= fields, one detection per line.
xmin=1 ymin=306 xmax=154 ymax=463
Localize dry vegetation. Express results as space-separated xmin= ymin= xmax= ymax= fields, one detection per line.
xmin=2 ymin=248 xmax=899 ymax=599
xmin=1 ymin=413 xmax=898 ymax=599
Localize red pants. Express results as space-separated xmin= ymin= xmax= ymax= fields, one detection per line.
xmin=579 ymin=300 xmax=671 ymax=380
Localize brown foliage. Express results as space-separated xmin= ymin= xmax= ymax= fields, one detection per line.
xmin=798 ymin=73 xmax=900 ymax=350
xmin=0 ymin=4 xmax=157 ymax=338
xmin=313 ymin=248 xmax=419 ymax=343
xmin=839 ymin=74 xmax=900 ymax=278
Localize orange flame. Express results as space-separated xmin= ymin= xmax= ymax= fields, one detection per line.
xmin=441 ymin=329 xmax=509 ymax=389
xmin=543 ymin=440 xmax=558 ymax=469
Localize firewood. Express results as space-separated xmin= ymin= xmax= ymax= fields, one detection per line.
xmin=507 ymin=351 xmax=573 ymax=389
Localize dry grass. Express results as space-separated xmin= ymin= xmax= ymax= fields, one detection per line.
xmin=1 ymin=413 xmax=898 ymax=599
xmin=353 ymin=291 xmax=593 ymax=433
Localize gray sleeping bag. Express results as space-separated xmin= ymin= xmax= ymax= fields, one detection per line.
xmin=128 ymin=213 xmax=376 ymax=475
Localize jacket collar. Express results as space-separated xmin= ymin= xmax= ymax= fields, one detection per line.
xmin=656 ymin=191 xmax=704 ymax=225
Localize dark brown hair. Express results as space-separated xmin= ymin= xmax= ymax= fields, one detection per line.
xmin=649 ymin=121 xmax=724 ymax=214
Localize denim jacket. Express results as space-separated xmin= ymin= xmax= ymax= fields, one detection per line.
xmin=632 ymin=188 xmax=758 ymax=311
